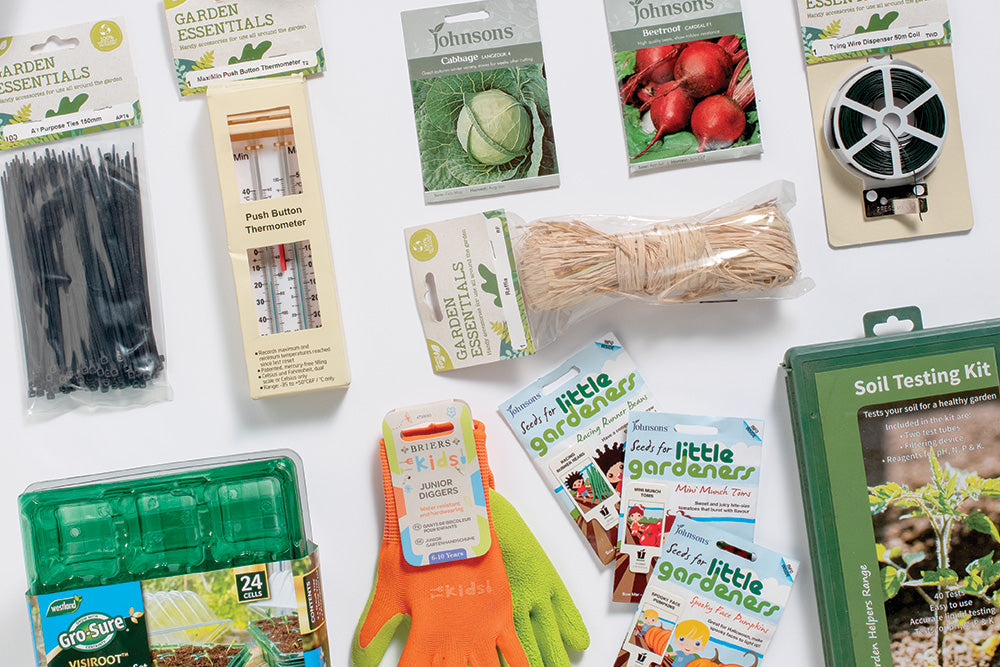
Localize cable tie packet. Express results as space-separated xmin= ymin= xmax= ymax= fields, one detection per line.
xmin=794 ymin=0 xmax=973 ymax=245
xmin=615 ymin=519 xmax=797 ymax=667
xmin=401 ymin=0 xmax=559 ymax=203
xmin=163 ymin=0 xmax=325 ymax=96
xmin=382 ymin=399 xmax=491 ymax=565
xmin=405 ymin=210 xmax=535 ymax=372
xmin=0 ymin=20 xmax=170 ymax=416
xmin=603 ymin=0 xmax=761 ymax=174
xmin=499 ymin=333 xmax=656 ymax=565
xmin=614 ymin=412 xmax=763 ymax=603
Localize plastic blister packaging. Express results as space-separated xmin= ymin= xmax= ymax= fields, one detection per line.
xmin=18 ymin=450 xmax=311 ymax=596
xmin=2 ymin=130 xmax=170 ymax=416
xmin=513 ymin=180 xmax=810 ymax=348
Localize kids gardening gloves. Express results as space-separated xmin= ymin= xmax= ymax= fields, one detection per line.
xmin=353 ymin=407 xmax=588 ymax=666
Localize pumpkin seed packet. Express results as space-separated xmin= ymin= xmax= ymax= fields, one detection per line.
xmin=614 ymin=519 xmax=798 ymax=667
xmin=614 ymin=412 xmax=763 ymax=603
xmin=499 ymin=333 xmax=656 ymax=565
xmin=401 ymin=0 xmax=559 ymax=203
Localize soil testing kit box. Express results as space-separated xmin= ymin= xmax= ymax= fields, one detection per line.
xmin=795 ymin=0 xmax=973 ymax=246
xmin=207 ymin=75 xmax=349 ymax=398
xmin=19 ymin=451 xmax=330 ymax=667
xmin=163 ymin=0 xmax=326 ymax=97
xmin=603 ymin=0 xmax=761 ymax=174
xmin=401 ymin=0 xmax=559 ymax=203
xmin=784 ymin=307 xmax=1000 ymax=666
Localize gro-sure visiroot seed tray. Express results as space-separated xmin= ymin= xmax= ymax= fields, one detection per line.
xmin=18 ymin=451 xmax=332 ymax=667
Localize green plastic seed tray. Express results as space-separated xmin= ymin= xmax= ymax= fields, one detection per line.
xmin=19 ymin=450 xmax=311 ymax=596
xmin=249 ymin=617 xmax=304 ymax=667
xmin=149 ymin=643 xmax=251 ymax=667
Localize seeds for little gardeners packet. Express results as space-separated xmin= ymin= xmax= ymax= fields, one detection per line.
xmin=401 ymin=0 xmax=559 ymax=203
xmin=604 ymin=0 xmax=761 ymax=174
xmin=615 ymin=519 xmax=798 ymax=667
xmin=163 ymin=0 xmax=325 ymax=96
xmin=499 ymin=333 xmax=656 ymax=565
xmin=614 ymin=412 xmax=763 ymax=603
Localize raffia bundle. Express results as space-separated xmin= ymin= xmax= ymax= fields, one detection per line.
xmin=516 ymin=204 xmax=799 ymax=311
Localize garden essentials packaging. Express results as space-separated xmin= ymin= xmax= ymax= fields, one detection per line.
xmin=614 ymin=519 xmax=798 ymax=667
xmin=784 ymin=307 xmax=1000 ymax=666
xmin=614 ymin=412 xmax=763 ymax=603
xmin=0 ymin=20 xmax=169 ymax=416
xmin=604 ymin=0 xmax=761 ymax=173
xmin=19 ymin=451 xmax=330 ymax=667
xmin=404 ymin=210 xmax=535 ymax=372
xmin=499 ymin=333 xmax=656 ymax=564
xmin=796 ymin=0 xmax=972 ymax=246
xmin=163 ymin=0 xmax=325 ymax=96
xmin=401 ymin=0 xmax=559 ymax=203
xmin=406 ymin=182 xmax=807 ymax=373
xmin=207 ymin=75 xmax=349 ymax=398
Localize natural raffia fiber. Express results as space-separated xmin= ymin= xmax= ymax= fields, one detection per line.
xmin=517 ymin=204 xmax=799 ymax=311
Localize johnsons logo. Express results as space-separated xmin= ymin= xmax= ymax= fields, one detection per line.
xmin=429 ymin=21 xmax=514 ymax=54
xmin=46 ymin=595 xmax=83 ymax=617
xmin=628 ymin=0 xmax=715 ymax=26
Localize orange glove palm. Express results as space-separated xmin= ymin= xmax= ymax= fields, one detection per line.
xmin=353 ymin=424 xmax=528 ymax=667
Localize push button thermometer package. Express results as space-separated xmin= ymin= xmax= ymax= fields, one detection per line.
xmin=207 ymin=75 xmax=349 ymax=398
xmin=500 ymin=333 xmax=657 ymax=565
xmin=19 ymin=451 xmax=330 ymax=667
xmin=614 ymin=412 xmax=763 ymax=603
xmin=163 ymin=0 xmax=326 ymax=97
xmin=795 ymin=0 xmax=973 ymax=245
xmin=401 ymin=0 xmax=559 ymax=203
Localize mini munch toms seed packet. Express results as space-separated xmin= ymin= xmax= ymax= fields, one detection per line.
xmin=401 ymin=0 xmax=559 ymax=203
xmin=499 ymin=333 xmax=656 ymax=565
xmin=615 ymin=520 xmax=798 ymax=667
xmin=614 ymin=412 xmax=763 ymax=603
xmin=164 ymin=0 xmax=325 ymax=96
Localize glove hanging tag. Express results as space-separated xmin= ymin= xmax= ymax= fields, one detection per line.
xmin=383 ymin=399 xmax=492 ymax=566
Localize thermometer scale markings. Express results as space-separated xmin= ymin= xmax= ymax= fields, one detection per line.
xmin=250 ymin=241 xmax=322 ymax=336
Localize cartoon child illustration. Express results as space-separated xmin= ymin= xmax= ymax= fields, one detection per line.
xmin=667 ymin=619 xmax=710 ymax=667
xmin=594 ymin=441 xmax=625 ymax=495
xmin=637 ymin=609 xmax=659 ymax=639
xmin=628 ymin=505 xmax=664 ymax=547
xmin=566 ymin=471 xmax=594 ymax=502
xmin=628 ymin=505 xmax=645 ymax=535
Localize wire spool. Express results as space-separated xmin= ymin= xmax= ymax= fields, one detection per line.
xmin=823 ymin=57 xmax=947 ymax=217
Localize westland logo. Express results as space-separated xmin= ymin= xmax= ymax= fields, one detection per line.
xmin=429 ymin=22 xmax=515 ymax=54
xmin=628 ymin=0 xmax=715 ymax=26
xmin=46 ymin=595 xmax=83 ymax=617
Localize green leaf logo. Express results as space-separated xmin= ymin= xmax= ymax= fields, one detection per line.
xmin=409 ymin=229 xmax=439 ymax=262
xmin=0 ymin=37 xmax=11 ymax=58
xmin=427 ymin=339 xmax=453 ymax=372
xmin=90 ymin=20 xmax=124 ymax=53
xmin=164 ymin=0 xmax=188 ymax=8
xmin=45 ymin=94 xmax=88 ymax=118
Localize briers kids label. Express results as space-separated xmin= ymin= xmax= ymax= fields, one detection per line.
xmin=383 ymin=399 xmax=491 ymax=566
xmin=614 ymin=412 xmax=762 ymax=603
xmin=499 ymin=333 xmax=656 ymax=565
xmin=615 ymin=520 xmax=797 ymax=667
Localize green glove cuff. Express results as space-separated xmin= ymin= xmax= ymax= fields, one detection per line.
xmin=490 ymin=489 xmax=590 ymax=666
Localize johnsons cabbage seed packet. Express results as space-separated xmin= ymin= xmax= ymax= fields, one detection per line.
xmin=499 ymin=333 xmax=656 ymax=565
xmin=614 ymin=412 xmax=763 ymax=603
xmin=402 ymin=0 xmax=559 ymax=203
xmin=615 ymin=519 xmax=798 ymax=667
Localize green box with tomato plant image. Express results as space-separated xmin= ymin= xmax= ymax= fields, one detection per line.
xmin=401 ymin=0 xmax=559 ymax=203
xmin=19 ymin=451 xmax=331 ymax=667
xmin=784 ymin=307 xmax=1000 ymax=667
xmin=604 ymin=0 xmax=761 ymax=174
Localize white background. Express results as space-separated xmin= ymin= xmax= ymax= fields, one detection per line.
xmin=3 ymin=1 xmax=999 ymax=666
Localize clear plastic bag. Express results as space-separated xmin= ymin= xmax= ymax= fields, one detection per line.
xmin=513 ymin=180 xmax=810 ymax=348
xmin=1 ymin=129 xmax=170 ymax=416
